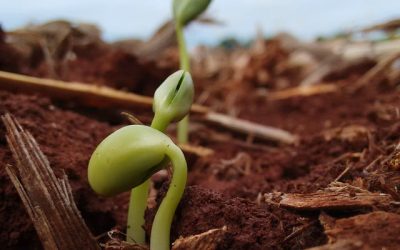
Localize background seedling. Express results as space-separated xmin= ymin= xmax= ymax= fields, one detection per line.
xmin=172 ymin=0 xmax=212 ymax=143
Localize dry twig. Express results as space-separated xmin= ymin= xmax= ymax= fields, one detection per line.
xmin=205 ymin=112 xmax=298 ymax=144
xmin=268 ymin=84 xmax=338 ymax=101
xmin=350 ymin=51 xmax=400 ymax=92
xmin=0 ymin=70 xmax=297 ymax=144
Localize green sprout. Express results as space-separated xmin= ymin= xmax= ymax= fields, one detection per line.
xmin=88 ymin=126 xmax=187 ymax=250
xmin=126 ymin=70 xmax=193 ymax=245
xmin=172 ymin=0 xmax=212 ymax=143
xmin=88 ymin=70 xmax=193 ymax=249
xmin=152 ymin=70 xmax=194 ymax=131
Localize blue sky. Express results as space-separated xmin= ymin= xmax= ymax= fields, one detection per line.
xmin=1 ymin=0 xmax=399 ymax=47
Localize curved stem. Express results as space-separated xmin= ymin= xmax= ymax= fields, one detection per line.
xmin=150 ymin=143 xmax=187 ymax=250
xmin=126 ymin=115 xmax=171 ymax=243
xmin=175 ymin=21 xmax=190 ymax=144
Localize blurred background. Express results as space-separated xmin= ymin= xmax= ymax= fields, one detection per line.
xmin=1 ymin=0 xmax=400 ymax=47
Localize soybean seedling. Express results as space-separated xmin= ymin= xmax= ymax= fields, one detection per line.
xmin=128 ymin=70 xmax=193 ymax=245
xmin=88 ymin=126 xmax=186 ymax=250
xmin=172 ymin=0 xmax=212 ymax=143
xmin=88 ymin=70 xmax=193 ymax=250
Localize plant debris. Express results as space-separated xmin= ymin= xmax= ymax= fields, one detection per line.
xmin=278 ymin=182 xmax=393 ymax=211
xmin=2 ymin=114 xmax=99 ymax=250
xmin=310 ymin=211 xmax=400 ymax=249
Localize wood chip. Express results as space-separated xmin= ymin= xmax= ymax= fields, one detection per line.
xmin=308 ymin=211 xmax=400 ymax=250
xmin=279 ymin=183 xmax=392 ymax=211
xmin=172 ymin=226 xmax=227 ymax=250
xmin=2 ymin=114 xmax=99 ymax=250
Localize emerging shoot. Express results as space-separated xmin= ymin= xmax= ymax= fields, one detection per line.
xmin=153 ymin=70 xmax=194 ymax=131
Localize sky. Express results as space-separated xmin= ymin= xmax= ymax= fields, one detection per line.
xmin=0 ymin=0 xmax=399 ymax=47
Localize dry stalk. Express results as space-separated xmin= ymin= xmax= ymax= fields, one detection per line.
xmin=350 ymin=51 xmax=400 ymax=92
xmin=268 ymin=84 xmax=338 ymax=101
xmin=205 ymin=112 xmax=298 ymax=144
xmin=0 ymin=70 xmax=297 ymax=144
xmin=2 ymin=113 xmax=99 ymax=250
